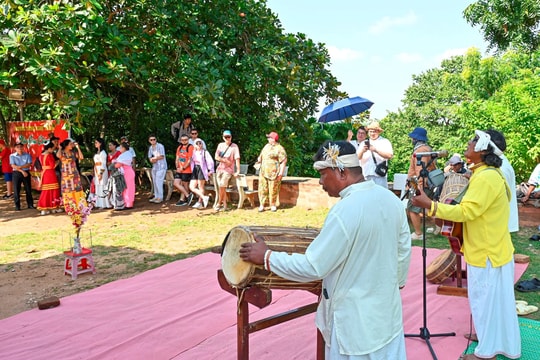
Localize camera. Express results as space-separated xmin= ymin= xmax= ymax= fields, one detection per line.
xmin=364 ymin=139 xmax=370 ymax=147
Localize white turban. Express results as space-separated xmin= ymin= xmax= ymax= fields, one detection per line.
xmin=313 ymin=143 xmax=360 ymax=171
xmin=474 ymin=130 xmax=503 ymax=157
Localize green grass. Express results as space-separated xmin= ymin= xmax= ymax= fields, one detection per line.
xmin=413 ymin=225 xmax=540 ymax=320
xmin=1 ymin=205 xmax=539 ymax=320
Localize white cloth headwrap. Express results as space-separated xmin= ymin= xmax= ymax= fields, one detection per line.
xmin=474 ymin=130 xmax=503 ymax=157
xmin=313 ymin=143 xmax=360 ymax=171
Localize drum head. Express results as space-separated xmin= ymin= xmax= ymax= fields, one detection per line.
xmin=221 ymin=226 xmax=254 ymax=287
xmin=426 ymin=249 xmax=456 ymax=284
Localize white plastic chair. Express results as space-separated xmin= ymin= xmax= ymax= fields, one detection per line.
xmin=393 ymin=173 xmax=409 ymax=208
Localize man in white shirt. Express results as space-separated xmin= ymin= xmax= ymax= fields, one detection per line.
xmin=240 ymin=140 xmax=411 ymax=359
xmin=346 ymin=126 xmax=367 ymax=150
xmin=357 ymin=121 xmax=393 ymax=188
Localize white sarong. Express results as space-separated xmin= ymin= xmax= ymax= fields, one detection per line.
xmin=467 ymin=260 xmax=521 ymax=359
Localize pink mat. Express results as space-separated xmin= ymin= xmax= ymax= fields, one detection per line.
xmin=0 ymin=247 xmax=527 ymax=360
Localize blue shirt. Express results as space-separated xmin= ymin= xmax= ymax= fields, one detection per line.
xmin=148 ymin=143 xmax=167 ymax=171
xmin=9 ymin=152 xmax=32 ymax=169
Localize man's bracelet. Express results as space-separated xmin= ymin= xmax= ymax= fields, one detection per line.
xmin=264 ymin=250 xmax=272 ymax=272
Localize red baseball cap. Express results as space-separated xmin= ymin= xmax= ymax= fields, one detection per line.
xmin=266 ymin=131 xmax=279 ymax=141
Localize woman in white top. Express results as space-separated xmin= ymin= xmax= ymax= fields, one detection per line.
xmin=189 ymin=139 xmax=214 ymax=209
xmin=93 ymin=137 xmax=111 ymax=209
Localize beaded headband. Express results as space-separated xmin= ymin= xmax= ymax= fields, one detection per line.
xmin=313 ymin=143 xmax=360 ymax=171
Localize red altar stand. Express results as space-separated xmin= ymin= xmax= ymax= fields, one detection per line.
xmin=217 ymin=270 xmax=325 ymax=360
xmin=64 ymin=247 xmax=96 ymax=280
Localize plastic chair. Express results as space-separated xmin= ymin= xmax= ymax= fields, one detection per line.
xmin=393 ymin=173 xmax=409 ymax=208
xmin=64 ymin=248 xmax=96 ymax=280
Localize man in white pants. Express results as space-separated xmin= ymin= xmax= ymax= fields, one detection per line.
xmin=240 ymin=140 xmax=411 ymax=359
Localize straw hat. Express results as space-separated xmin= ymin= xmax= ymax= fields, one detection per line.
xmin=366 ymin=121 xmax=383 ymax=132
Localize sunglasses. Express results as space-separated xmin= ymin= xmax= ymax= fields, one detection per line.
xmin=149 ymin=138 xmax=156 ymax=141
xmin=191 ymin=132 xmax=198 ymax=135
xmin=223 ymin=135 xmax=231 ymax=139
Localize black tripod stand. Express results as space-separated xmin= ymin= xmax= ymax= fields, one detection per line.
xmin=405 ymin=155 xmax=455 ymax=360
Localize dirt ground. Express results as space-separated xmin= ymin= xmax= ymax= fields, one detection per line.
xmin=0 ymin=181 xmax=208 ymax=320
xmin=2 ymin=179 xmax=539 ymax=321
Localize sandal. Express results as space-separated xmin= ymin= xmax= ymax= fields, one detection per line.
xmin=515 ymin=278 xmax=540 ymax=292
xmin=516 ymin=302 xmax=538 ymax=316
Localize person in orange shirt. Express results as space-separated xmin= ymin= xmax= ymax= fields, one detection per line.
xmin=174 ymin=134 xmax=194 ymax=206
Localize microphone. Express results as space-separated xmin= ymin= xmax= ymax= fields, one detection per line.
xmin=415 ymin=150 xmax=449 ymax=158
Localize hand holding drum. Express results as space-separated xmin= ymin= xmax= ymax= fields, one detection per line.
xmin=222 ymin=226 xmax=321 ymax=290
xmin=239 ymin=234 xmax=268 ymax=265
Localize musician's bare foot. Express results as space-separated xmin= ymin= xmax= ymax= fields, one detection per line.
xmin=463 ymin=333 xmax=478 ymax=342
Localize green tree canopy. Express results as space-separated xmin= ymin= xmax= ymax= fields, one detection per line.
xmin=0 ymin=0 xmax=344 ymax=174
xmin=382 ymin=48 xmax=540 ymax=181
xmin=464 ymin=0 xmax=540 ymax=52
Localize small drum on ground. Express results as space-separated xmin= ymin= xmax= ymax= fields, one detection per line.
xmin=426 ymin=249 xmax=457 ymax=284
xmin=439 ymin=173 xmax=469 ymax=204
xmin=221 ymin=225 xmax=321 ymax=291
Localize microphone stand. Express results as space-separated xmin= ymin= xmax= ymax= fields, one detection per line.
xmin=405 ymin=155 xmax=455 ymax=360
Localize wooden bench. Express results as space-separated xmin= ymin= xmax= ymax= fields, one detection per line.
xmin=210 ymin=173 xmax=257 ymax=209
xmin=211 ymin=166 xmax=256 ymax=209
xmin=205 ymin=173 xmax=219 ymax=208
xmin=140 ymin=168 xmax=175 ymax=201
xmin=227 ymin=174 xmax=258 ymax=209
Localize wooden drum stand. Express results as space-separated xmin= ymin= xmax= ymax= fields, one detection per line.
xmin=217 ymin=270 xmax=324 ymax=360
xmin=435 ymin=253 xmax=467 ymax=297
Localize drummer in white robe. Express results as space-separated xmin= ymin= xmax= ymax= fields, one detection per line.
xmin=240 ymin=140 xmax=411 ymax=359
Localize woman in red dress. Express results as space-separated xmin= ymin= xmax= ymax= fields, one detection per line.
xmin=37 ymin=142 xmax=62 ymax=215
xmin=107 ymin=140 xmax=121 ymax=165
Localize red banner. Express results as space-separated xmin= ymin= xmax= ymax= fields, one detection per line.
xmin=8 ymin=120 xmax=69 ymax=160
xmin=8 ymin=120 xmax=69 ymax=189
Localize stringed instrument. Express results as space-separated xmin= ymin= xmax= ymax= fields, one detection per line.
xmin=403 ymin=176 xmax=421 ymax=199
xmin=407 ymin=176 xmax=464 ymax=255
xmin=439 ymin=204 xmax=464 ymax=256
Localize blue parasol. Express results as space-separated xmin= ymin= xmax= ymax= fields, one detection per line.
xmin=318 ymin=96 xmax=374 ymax=123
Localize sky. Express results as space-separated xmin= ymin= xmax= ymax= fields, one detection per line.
xmin=265 ymin=0 xmax=490 ymax=120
